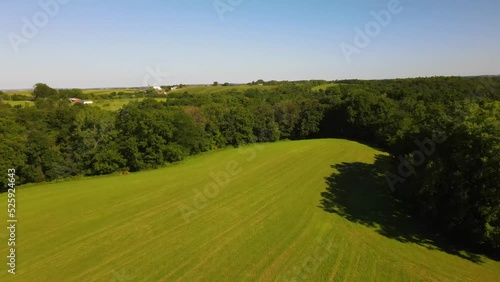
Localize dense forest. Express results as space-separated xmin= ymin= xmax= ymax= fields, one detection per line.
xmin=1 ymin=77 xmax=499 ymax=254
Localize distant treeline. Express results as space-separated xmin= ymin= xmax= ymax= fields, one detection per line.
xmin=0 ymin=86 xmax=169 ymax=102
xmin=0 ymin=77 xmax=499 ymax=253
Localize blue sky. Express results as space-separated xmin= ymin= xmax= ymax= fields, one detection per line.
xmin=1 ymin=0 xmax=500 ymax=89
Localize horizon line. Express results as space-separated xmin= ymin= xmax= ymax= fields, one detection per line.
xmin=2 ymin=74 xmax=499 ymax=92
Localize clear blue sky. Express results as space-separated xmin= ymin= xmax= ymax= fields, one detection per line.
xmin=1 ymin=0 xmax=499 ymax=89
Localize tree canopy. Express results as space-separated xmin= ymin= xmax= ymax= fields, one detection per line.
xmin=1 ymin=76 xmax=499 ymax=253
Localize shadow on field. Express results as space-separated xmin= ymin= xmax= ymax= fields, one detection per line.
xmin=319 ymin=155 xmax=484 ymax=264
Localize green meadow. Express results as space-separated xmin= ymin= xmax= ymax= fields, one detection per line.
xmin=81 ymin=88 xmax=140 ymax=96
xmin=2 ymin=88 xmax=138 ymax=97
xmin=169 ymin=85 xmax=277 ymax=95
xmin=1 ymin=85 xmax=280 ymax=110
xmin=0 ymin=139 xmax=498 ymax=281
xmin=311 ymin=83 xmax=339 ymax=92
xmin=0 ymin=101 xmax=34 ymax=108
xmin=94 ymin=98 xmax=167 ymax=111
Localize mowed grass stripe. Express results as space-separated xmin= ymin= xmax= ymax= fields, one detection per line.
xmin=18 ymin=180 xmax=197 ymax=270
xmin=155 ymin=147 xmax=314 ymax=281
xmin=163 ymin=142 xmax=332 ymax=280
xmin=68 ymin=144 xmax=292 ymax=280
xmin=164 ymin=140 xmax=378 ymax=280
xmin=0 ymin=139 xmax=499 ymax=281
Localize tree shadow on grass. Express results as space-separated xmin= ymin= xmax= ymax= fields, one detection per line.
xmin=319 ymin=155 xmax=484 ymax=264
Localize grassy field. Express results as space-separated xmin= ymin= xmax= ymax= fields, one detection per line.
xmin=1 ymin=85 xmax=276 ymax=110
xmin=0 ymin=139 xmax=499 ymax=281
xmin=1 ymin=90 xmax=32 ymax=96
xmin=0 ymin=101 xmax=34 ymax=108
xmin=311 ymin=83 xmax=339 ymax=92
xmin=93 ymin=98 xmax=166 ymax=111
xmin=3 ymin=85 xmax=275 ymax=97
xmin=1 ymin=84 xmax=299 ymax=110
xmin=0 ymin=99 xmax=166 ymax=111
xmin=170 ymin=85 xmax=277 ymax=95
xmin=3 ymin=88 xmax=139 ymax=97
xmin=82 ymin=88 xmax=139 ymax=95
xmin=3 ymin=82 xmax=338 ymax=100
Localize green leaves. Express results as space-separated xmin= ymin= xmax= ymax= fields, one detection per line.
xmin=3 ymin=79 xmax=499 ymax=253
xmin=33 ymin=83 xmax=57 ymax=100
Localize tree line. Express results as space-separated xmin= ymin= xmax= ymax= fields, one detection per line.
xmin=0 ymin=77 xmax=498 ymax=253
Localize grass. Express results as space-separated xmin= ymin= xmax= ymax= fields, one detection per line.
xmin=93 ymin=98 xmax=166 ymax=111
xmin=3 ymin=88 xmax=139 ymax=97
xmin=1 ymin=85 xmax=276 ymax=111
xmin=2 ymin=90 xmax=32 ymax=96
xmin=169 ymin=85 xmax=277 ymax=95
xmin=81 ymin=88 xmax=139 ymax=96
xmin=0 ymin=99 xmax=166 ymax=111
xmin=311 ymin=83 xmax=339 ymax=92
xmin=0 ymin=101 xmax=34 ymax=108
xmin=4 ymin=83 xmax=324 ymax=99
xmin=0 ymin=139 xmax=499 ymax=281
xmin=3 ymin=85 xmax=277 ymax=98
